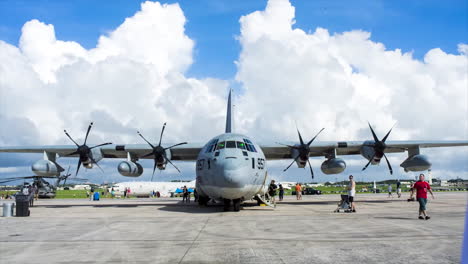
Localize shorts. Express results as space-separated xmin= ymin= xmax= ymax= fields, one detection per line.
xmin=417 ymin=198 xmax=427 ymax=211
xmin=348 ymin=196 xmax=354 ymax=203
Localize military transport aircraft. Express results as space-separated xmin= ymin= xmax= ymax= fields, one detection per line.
xmin=0 ymin=91 xmax=467 ymax=210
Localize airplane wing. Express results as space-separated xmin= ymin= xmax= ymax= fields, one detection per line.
xmin=2 ymin=140 xmax=467 ymax=161
xmin=260 ymin=140 xmax=468 ymax=159
xmin=0 ymin=143 xmax=205 ymax=161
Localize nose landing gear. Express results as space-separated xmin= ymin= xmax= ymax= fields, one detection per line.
xmin=223 ymin=198 xmax=241 ymax=212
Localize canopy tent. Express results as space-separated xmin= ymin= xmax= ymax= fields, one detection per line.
xmin=174 ymin=188 xmax=194 ymax=193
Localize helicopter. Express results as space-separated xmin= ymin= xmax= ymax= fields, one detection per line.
xmin=0 ymin=167 xmax=87 ymax=198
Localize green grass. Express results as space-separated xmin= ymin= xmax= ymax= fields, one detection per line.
xmin=55 ymin=189 xmax=113 ymax=199
xmin=2 ymin=186 xmax=463 ymax=200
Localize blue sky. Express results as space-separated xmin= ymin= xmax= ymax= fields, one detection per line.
xmin=0 ymin=0 xmax=466 ymax=80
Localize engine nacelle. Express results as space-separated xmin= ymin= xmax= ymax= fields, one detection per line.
xmin=360 ymin=141 xmax=380 ymax=164
xmin=32 ymin=160 xmax=61 ymax=176
xmin=321 ymin=158 xmax=346 ymax=175
xmin=118 ymin=161 xmax=143 ymax=177
xmin=400 ymin=155 xmax=431 ymax=172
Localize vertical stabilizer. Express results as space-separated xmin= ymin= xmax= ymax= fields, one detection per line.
xmin=225 ymin=90 xmax=233 ymax=133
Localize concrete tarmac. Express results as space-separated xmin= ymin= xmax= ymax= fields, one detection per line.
xmin=0 ymin=192 xmax=466 ymax=264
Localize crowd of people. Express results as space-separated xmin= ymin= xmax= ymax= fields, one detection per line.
xmin=347 ymin=173 xmax=434 ymax=218
xmin=264 ymin=173 xmax=434 ymax=219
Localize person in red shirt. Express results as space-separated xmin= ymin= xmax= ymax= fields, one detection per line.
xmin=410 ymin=174 xmax=435 ymax=220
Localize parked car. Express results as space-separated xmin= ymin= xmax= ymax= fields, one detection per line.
xmin=304 ymin=187 xmax=322 ymax=195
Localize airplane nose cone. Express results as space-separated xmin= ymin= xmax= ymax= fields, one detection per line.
xmin=213 ymin=157 xmax=247 ymax=188
xmin=223 ymin=158 xmax=238 ymax=170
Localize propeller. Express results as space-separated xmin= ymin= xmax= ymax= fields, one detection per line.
xmin=137 ymin=122 xmax=187 ymax=176
xmin=361 ymin=122 xmax=398 ymax=175
xmin=61 ymin=166 xmax=72 ymax=186
xmin=64 ymin=122 xmax=112 ymax=176
xmin=279 ymin=127 xmax=325 ymax=179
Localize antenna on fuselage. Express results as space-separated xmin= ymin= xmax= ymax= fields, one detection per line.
xmin=225 ymin=89 xmax=233 ymax=133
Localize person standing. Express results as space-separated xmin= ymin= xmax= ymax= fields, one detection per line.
xmin=194 ymin=188 xmax=198 ymax=202
xmin=347 ymin=175 xmax=356 ymax=212
xmin=278 ymin=184 xmax=284 ymax=201
xmin=388 ymin=184 xmax=393 ymax=198
xmin=268 ymin=180 xmax=278 ymax=207
xmin=410 ymin=174 xmax=434 ymax=220
xmin=396 ymin=180 xmax=402 ymax=198
xmin=295 ymin=183 xmax=302 ymax=200
xmin=123 ymin=187 xmax=127 ymax=199
xmin=182 ymin=186 xmax=189 ymax=203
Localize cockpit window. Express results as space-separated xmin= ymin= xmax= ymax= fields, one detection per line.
xmin=250 ymin=145 xmax=257 ymax=152
xmin=216 ymin=142 xmax=225 ymax=150
xmin=236 ymin=142 xmax=246 ymax=149
xmin=243 ymin=139 xmax=257 ymax=152
xmin=205 ymin=139 xmax=219 ymax=153
xmin=226 ymin=141 xmax=236 ymax=148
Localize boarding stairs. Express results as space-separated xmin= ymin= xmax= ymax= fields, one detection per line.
xmin=255 ymin=194 xmax=275 ymax=208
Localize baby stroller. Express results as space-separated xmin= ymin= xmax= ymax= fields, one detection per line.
xmin=334 ymin=194 xmax=351 ymax=213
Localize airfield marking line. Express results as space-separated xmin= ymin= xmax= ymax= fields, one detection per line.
xmin=177 ymin=216 xmax=210 ymax=264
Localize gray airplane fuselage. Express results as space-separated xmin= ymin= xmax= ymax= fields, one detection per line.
xmin=195 ymin=133 xmax=268 ymax=200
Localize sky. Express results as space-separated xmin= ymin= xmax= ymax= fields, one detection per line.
xmin=0 ymin=0 xmax=467 ymax=184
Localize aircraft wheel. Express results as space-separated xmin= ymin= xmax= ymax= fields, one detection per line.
xmin=198 ymin=196 xmax=209 ymax=206
xmin=223 ymin=199 xmax=231 ymax=211
xmin=233 ymin=199 xmax=241 ymax=212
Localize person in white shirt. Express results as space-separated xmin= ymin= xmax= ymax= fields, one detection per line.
xmin=347 ymin=175 xmax=356 ymax=212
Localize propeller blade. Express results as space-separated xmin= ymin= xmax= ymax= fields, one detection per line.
xmin=65 ymin=151 xmax=79 ymax=156
xmin=283 ymin=155 xmax=300 ymax=172
xmin=64 ymin=130 xmax=80 ymax=147
xmin=368 ymin=122 xmax=380 ymax=142
xmin=307 ymin=159 xmax=314 ymax=179
xmin=166 ymin=158 xmax=181 ymax=173
xmin=275 ymin=142 xmax=300 ymax=149
xmin=307 ymin=128 xmax=325 ymax=146
xmin=151 ymin=173 xmax=155 ymax=182
xmin=84 ymin=122 xmax=93 ymax=145
xmin=142 ymin=152 xmax=154 ymax=158
xmin=89 ymin=156 xmax=104 ymax=173
xmin=152 ymin=160 xmax=158 ymax=176
xmin=89 ymin=142 xmax=113 ymax=149
xmin=158 ymin=122 xmax=167 ymax=147
xmin=164 ymin=142 xmax=188 ymax=150
xmin=137 ymin=131 xmax=155 ymax=148
xmin=361 ymin=153 xmax=376 ymax=172
xmin=383 ymin=153 xmax=393 ymax=175
xmin=75 ymin=159 xmax=82 ymax=176
xmin=297 ymin=128 xmax=305 ymax=145
xmin=381 ymin=124 xmax=396 ymax=143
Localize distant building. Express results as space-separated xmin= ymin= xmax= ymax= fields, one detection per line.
xmin=439 ymin=180 xmax=449 ymax=187
xmin=72 ymin=184 xmax=91 ymax=190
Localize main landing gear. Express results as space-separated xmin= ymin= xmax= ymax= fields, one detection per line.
xmin=198 ymin=196 xmax=209 ymax=206
xmin=223 ymin=198 xmax=241 ymax=212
